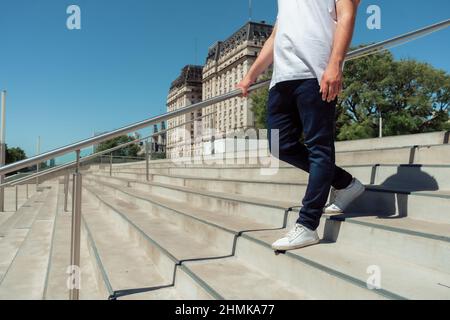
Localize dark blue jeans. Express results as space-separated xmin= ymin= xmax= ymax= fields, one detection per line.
xmin=267 ymin=79 xmax=353 ymax=231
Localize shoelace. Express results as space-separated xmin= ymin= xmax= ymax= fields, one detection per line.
xmin=287 ymin=224 xmax=305 ymax=241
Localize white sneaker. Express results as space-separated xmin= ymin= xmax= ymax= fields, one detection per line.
xmin=325 ymin=178 xmax=365 ymax=214
xmin=272 ymin=224 xmax=320 ymax=251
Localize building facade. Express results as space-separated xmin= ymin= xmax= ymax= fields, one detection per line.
xmin=166 ymin=65 xmax=203 ymax=159
xmin=166 ymin=21 xmax=273 ymax=159
xmin=200 ymin=21 xmax=273 ymax=154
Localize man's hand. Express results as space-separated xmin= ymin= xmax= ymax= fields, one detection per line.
xmin=320 ymin=63 xmax=343 ymax=102
xmin=236 ymin=76 xmax=255 ymax=97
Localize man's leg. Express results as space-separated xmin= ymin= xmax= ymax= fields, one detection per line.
xmin=267 ymin=82 xmax=304 ymax=170
xmin=293 ymin=79 xmax=343 ymax=231
xmin=269 ymin=79 xmax=355 ymax=251
xmin=267 ymin=80 xmax=353 ymax=192
xmin=277 ymin=140 xmax=352 ymax=191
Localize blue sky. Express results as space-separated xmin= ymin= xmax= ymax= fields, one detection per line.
xmin=0 ymin=0 xmax=449 ymax=162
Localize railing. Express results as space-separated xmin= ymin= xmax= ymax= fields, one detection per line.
xmin=0 ymin=110 xmax=218 ymax=218
xmin=0 ymin=18 xmax=448 ymax=300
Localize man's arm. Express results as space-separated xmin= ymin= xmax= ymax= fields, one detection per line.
xmin=321 ymin=0 xmax=360 ymax=102
xmin=237 ymin=23 xmax=278 ymax=97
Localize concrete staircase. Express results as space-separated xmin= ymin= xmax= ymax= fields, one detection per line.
xmin=0 ymin=132 xmax=449 ymax=299
xmin=0 ymin=182 xmax=58 ymax=299
xmin=0 ymin=184 xmax=38 ymax=214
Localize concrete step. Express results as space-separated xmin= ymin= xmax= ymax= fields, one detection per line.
xmin=82 ymin=183 xmax=234 ymax=261
xmin=84 ymin=174 xmax=291 ymax=228
xmin=106 ymin=171 xmax=310 ymax=204
xmin=80 ymin=188 xmax=219 ymax=300
xmin=374 ymin=164 xmax=450 ymax=190
xmin=239 ymin=231 xmax=450 ymax=299
xmin=109 ymin=167 xmax=317 ymax=184
xmin=182 ymin=258 xmax=309 ymax=300
xmin=81 ymin=180 xmax=347 ymax=299
xmin=334 ymin=131 xmax=449 ymax=152
xmin=87 ymin=172 xmax=450 ymax=225
xmin=81 ymin=191 xmax=227 ymax=300
xmin=0 ymin=212 xmax=14 ymax=228
xmin=0 ymin=182 xmax=59 ymax=299
xmin=88 ymin=132 xmax=450 ymax=171
xmin=97 ymin=163 xmax=450 ymax=192
xmin=348 ymin=186 xmax=450 ymax=224
xmin=118 ymin=287 xmax=182 ymax=300
xmin=74 ymin=174 xmax=450 ymax=277
xmin=216 ymin=143 xmax=450 ymax=166
xmin=43 ymin=183 xmax=106 ymax=300
xmin=83 ymin=175 xmax=450 ymax=299
xmin=0 ymin=189 xmax=47 ymax=237
xmin=208 ymin=131 xmax=450 ymax=157
xmin=87 ymin=139 xmax=450 ymax=174
xmin=80 ymin=193 xmax=174 ymax=294
xmin=335 ymin=144 xmax=450 ymax=166
xmin=2 ymin=184 xmax=38 ymax=213
xmin=0 ymin=189 xmax=50 ymax=283
xmin=290 ymin=211 xmax=450 ymax=273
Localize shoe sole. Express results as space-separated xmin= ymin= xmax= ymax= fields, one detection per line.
xmin=324 ymin=209 xmax=343 ymax=215
xmin=272 ymin=239 xmax=320 ymax=252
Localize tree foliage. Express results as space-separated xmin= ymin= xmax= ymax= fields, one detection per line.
xmin=337 ymin=49 xmax=450 ymax=140
xmin=5 ymin=145 xmax=26 ymax=164
xmin=95 ymin=135 xmax=141 ymax=158
xmin=251 ymin=70 xmax=272 ymax=130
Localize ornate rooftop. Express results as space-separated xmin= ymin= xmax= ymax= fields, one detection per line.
xmin=206 ymin=21 xmax=274 ymax=63
xmin=170 ymin=65 xmax=204 ymax=91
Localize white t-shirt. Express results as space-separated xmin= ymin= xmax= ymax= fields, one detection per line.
xmin=270 ymin=0 xmax=340 ymax=89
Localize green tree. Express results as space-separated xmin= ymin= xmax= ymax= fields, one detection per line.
xmin=95 ymin=135 xmax=141 ymax=158
xmin=5 ymin=145 xmax=27 ymax=164
xmin=4 ymin=145 xmax=53 ymax=175
xmin=337 ymin=49 xmax=450 ymax=140
xmin=250 ymin=70 xmax=272 ymax=129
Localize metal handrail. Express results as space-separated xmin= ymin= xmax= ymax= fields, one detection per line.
xmin=346 ymin=19 xmax=450 ymax=61
xmin=1 ymin=19 xmax=448 ymax=177
xmin=2 ymin=110 xmax=217 ymax=188
xmin=2 ymin=136 xmax=146 ymax=188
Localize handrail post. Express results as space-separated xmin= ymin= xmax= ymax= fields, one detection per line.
xmin=26 ymin=183 xmax=29 ymax=199
xmin=145 ymin=140 xmax=150 ymax=181
xmin=64 ymin=171 xmax=69 ymax=212
xmin=109 ymin=153 xmax=113 ymax=177
xmin=36 ymin=163 xmax=39 ymax=187
xmin=15 ymin=185 xmax=18 ymax=211
xmin=69 ymin=150 xmax=82 ymax=300
xmin=36 ymin=136 xmax=41 ymax=187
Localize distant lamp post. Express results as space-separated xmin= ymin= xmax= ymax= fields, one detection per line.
xmin=0 ymin=90 xmax=6 ymax=212
xmin=36 ymin=136 xmax=41 ymax=186
xmin=379 ymin=111 xmax=383 ymax=139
